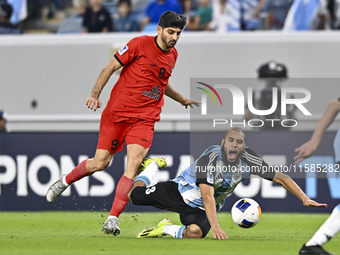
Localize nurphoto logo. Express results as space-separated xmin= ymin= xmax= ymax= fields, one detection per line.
xmin=196 ymin=82 xmax=312 ymax=129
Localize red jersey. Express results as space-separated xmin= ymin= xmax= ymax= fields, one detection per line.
xmin=106 ymin=35 xmax=178 ymax=122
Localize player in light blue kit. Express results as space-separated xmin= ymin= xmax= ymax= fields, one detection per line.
xmin=295 ymin=98 xmax=340 ymax=255
xmin=129 ymin=127 xmax=327 ymax=239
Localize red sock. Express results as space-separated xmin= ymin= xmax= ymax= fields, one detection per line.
xmin=65 ymin=159 xmax=91 ymax=185
xmin=110 ymin=175 xmax=134 ymax=217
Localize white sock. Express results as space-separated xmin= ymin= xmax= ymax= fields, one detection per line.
xmin=163 ymin=225 xmax=186 ymax=238
xmin=62 ymin=176 xmax=68 ymax=186
xmin=306 ymin=205 xmax=340 ymax=246
xmin=108 ymin=215 xmax=118 ymax=220
xmin=134 ymin=161 xmax=158 ymax=186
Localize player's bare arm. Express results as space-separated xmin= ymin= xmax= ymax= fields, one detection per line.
xmin=199 ymin=183 xmax=228 ymax=240
xmin=164 ymin=84 xmax=201 ymax=109
xmin=294 ymin=99 xmax=340 ymax=164
xmin=271 ymin=172 xmax=327 ymax=208
xmin=86 ymin=57 xmax=122 ymax=111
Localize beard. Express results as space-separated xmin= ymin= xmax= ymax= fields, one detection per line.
xmin=221 ymin=142 xmax=240 ymax=167
xmin=161 ymin=33 xmax=176 ymax=49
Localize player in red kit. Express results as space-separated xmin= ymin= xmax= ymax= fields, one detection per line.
xmin=46 ymin=11 xmax=200 ymax=236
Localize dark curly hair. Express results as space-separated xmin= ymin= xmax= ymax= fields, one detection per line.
xmin=158 ymin=11 xmax=187 ymax=30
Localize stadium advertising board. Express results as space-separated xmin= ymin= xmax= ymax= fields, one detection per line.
xmin=0 ymin=132 xmax=339 ymax=212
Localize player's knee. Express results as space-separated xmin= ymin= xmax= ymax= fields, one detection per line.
xmin=128 ymin=181 xmax=146 ymax=202
xmin=182 ymin=224 xmax=203 ymax=238
xmin=129 ymin=188 xmax=139 ymax=204
xmin=129 ymin=155 xmax=144 ymax=169
xmin=125 ymin=156 xmax=144 ymax=178
xmin=129 ymin=185 xmax=149 ymax=206
xmin=128 ymin=190 xmax=132 ymax=202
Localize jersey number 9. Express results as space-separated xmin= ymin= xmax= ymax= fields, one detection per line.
xmin=158 ymin=67 xmax=166 ymax=79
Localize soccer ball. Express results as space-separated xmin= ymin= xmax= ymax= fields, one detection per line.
xmin=231 ymin=198 xmax=261 ymax=228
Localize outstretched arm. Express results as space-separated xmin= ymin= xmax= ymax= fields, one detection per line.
xmin=165 ymin=84 xmax=201 ymax=109
xmin=272 ymin=172 xmax=327 ymax=208
xmin=294 ymin=99 xmax=340 ymax=164
xmin=199 ymin=183 xmax=228 ymax=240
xmin=86 ymin=57 xmax=122 ymax=111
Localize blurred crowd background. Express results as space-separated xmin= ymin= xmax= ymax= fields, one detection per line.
xmin=0 ymin=0 xmax=339 ymax=34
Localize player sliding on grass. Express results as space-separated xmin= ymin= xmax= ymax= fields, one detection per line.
xmin=129 ymin=128 xmax=327 ymax=239
xmin=294 ymin=98 xmax=340 ymax=255
xmin=46 ymin=11 xmax=200 ymax=236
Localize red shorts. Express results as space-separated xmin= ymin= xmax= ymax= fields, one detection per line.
xmin=97 ymin=109 xmax=155 ymax=155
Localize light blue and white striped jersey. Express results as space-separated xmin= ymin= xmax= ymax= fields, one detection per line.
xmin=173 ymin=145 xmax=273 ymax=211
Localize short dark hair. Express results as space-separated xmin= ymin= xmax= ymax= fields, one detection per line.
xmin=0 ymin=3 xmax=12 ymax=20
xmin=118 ymin=0 xmax=132 ymax=7
xmin=158 ymin=11 xmax=187 ymax=30
xmin=225 ymin=127 xmax=246 ymax=142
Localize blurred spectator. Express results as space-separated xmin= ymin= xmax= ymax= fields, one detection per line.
xmin=73 ymin=0 xmax=89 ymax=16
xmin=186 ymin=0 xmax=212 ymax=30
xmin=179 ymin=0 xmax=194 ymax=17
xmin=328 ymin=0 xmax=340 ymax=29
xmin=264 ymin=0 xmax=293 ymax=30
xmin=179 ymin=0 xmax=196 ymax=29
xmin=83 ymin=0 xmax=113 ymax=32
xmin=316 ymin=2 xmax=330 ymax=30
xmin=310 ymin=0 xmax=329 ymax=29
xmin=244 ymin=61 xmax=297 ymax=130
xmin=7 ymin=0 xmax=27 ymax=24
xmin=209 ymin=0 xmax=246 ymax=32
xmin=31 ymin=0 xmax=65 ymax=19
xmin=0 ymin=111 xmax=7 ymax=132
xmin=195 ymin=0 xmax=212 ymax=29
xmin=240 ymin=0 xmax=266 ymax=30
xmin=209 ymin=0 xmax=266 ymax=31
xmin=142 ymin=0 xmax=182 ymax=28
xmin=0 ymin=3 xmax=21 ymax=34
xmin=114 ymin=0 xmax=139 ymax=32
xmin=283 ymin=0 xmax=329 ymax=30
xmin=208 ymin=0 xmax=229 ymax=32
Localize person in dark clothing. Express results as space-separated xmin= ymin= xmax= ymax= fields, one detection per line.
xmin=0 ymin=3 xmax=21 ymax=34
xmin=115 ymin=0 xmax=139 ymax=32
xmin=83 ymin=0 xmax=113 ymax=33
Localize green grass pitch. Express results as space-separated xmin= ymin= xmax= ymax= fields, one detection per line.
xmin=0 ymin=211 xmax=339 ymax=255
